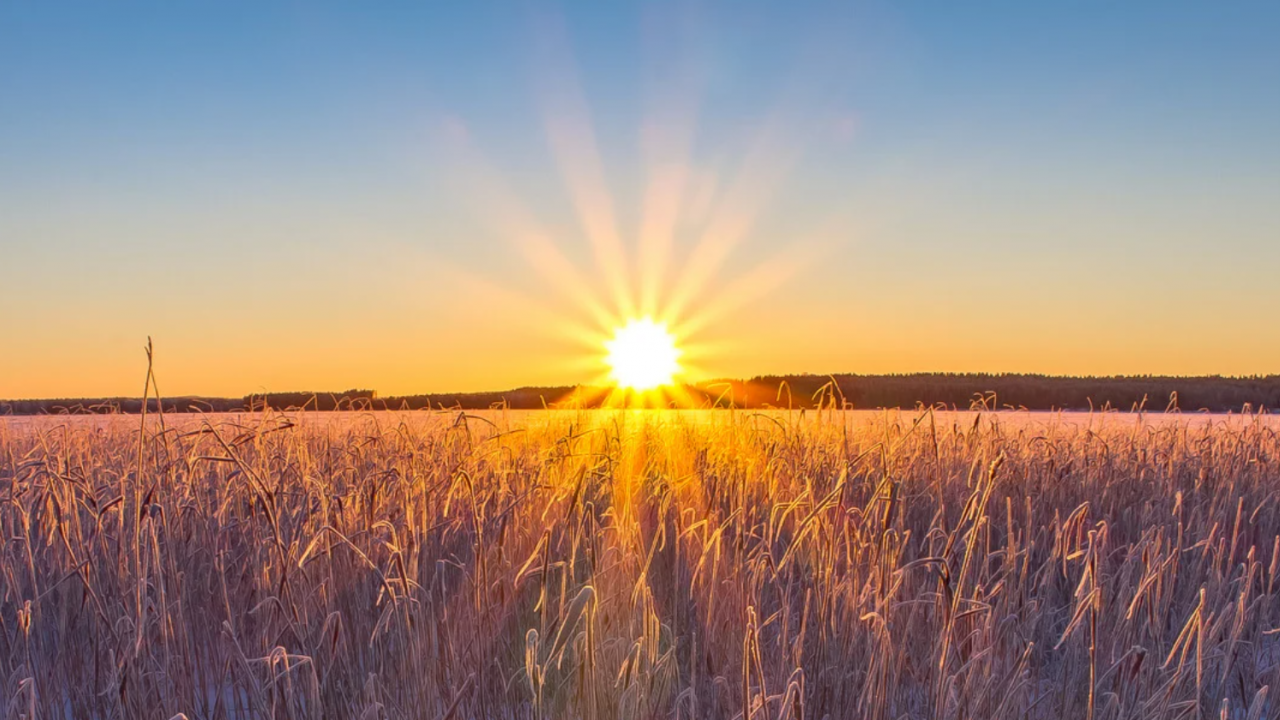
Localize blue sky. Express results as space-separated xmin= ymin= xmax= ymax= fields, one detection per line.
xmin=2 ymin=2 xmax=1278 ymax=397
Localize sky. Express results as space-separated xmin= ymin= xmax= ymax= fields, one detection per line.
xmin=1 ymin=1 xmax=1278 ymax=399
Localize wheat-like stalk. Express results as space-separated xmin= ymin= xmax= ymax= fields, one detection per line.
xmin=0 ymin=407 xmax=1276 ymax=719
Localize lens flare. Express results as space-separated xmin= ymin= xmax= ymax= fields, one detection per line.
xmin=604 ymin=318 xmax=681 ymax=391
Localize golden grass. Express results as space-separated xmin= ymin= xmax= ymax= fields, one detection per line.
xmin=1 ymin=407 xmax=1278 ymax=719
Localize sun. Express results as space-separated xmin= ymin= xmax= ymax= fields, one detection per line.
xmin=604 ymin=318 xmax=682 ymax=391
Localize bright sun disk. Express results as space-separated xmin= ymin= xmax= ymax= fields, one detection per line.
xmin=604 ymin=318 xmax=681 ymax=391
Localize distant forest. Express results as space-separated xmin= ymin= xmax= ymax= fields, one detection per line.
xmin=2 ymin=374 xmax=1278 ymax=415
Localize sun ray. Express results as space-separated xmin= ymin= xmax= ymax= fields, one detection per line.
xmin=531 ymin=10 xmax=636 ymax=320
xmin=436 ymin=115 xmax=616 ymax=335
xmin=447 ymin=263 xmax=605 ymax=353
xmin=637 ymin=5 xmax=703 ymax=319
xmin=671 ymin=220 xmax=847 ymax=340
xmin=432 ymin=13 xmax=852 ymax=405
xmin=664 ymin=115 xmax=802 ymax=324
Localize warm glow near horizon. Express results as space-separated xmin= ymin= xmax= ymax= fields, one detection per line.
xmin=0 ymin=4 xmax=1277 ymax=400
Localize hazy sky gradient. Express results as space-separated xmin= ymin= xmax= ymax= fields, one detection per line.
xmin=2 ymin=1 xmax=1278 ymax=398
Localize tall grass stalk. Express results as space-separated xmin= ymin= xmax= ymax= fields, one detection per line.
xmin=0 ymin=407 xmax=1277 ymax=718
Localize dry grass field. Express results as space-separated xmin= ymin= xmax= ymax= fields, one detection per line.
xmin=2 ymin=408 xmax=1279 ymax=719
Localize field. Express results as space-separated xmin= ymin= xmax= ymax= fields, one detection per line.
xmin=2 ymin=408 xmax=1279 ymax=719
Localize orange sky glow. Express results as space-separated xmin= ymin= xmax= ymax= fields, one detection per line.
xmin=2 ymin=4 xmax=1278 ymax=399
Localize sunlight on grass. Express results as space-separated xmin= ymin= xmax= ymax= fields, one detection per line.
xmin=4 ymin=408 xmax=1278 ymax=716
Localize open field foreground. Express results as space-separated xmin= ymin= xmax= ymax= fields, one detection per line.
xmin=3 ymin=409 xmax=1280 ymax=719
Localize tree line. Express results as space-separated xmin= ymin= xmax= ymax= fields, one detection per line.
xmin=2 ymin=374 xmax=1276 ymax=415
xmin=702 ymin=373 xmax=1280 ymax=412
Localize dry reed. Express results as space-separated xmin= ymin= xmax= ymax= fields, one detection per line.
xmin=0 ymin=406 xmax=1277 ymax=719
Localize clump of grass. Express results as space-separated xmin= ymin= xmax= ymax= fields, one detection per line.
xmin=0 ymin=406 xmax=1277 ymax=719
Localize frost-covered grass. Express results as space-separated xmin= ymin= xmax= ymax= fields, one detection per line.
xmin=2 ymin=408 xmax=1278 ymax=719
